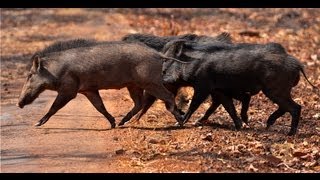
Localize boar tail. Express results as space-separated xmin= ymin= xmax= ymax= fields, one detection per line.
xmin=300 ymin=67 xmax=320 ymax=96
xmin=160 ymin=54 xmax=191 ymax=64
xmin=300 ymin=67 xmax=318 ymax=89
xmin=288 ymin=55 xmax=319 ymax=95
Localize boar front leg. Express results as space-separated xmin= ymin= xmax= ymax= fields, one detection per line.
xmin=35 ymin=92 xmax=77 ymax=126
xmin=82 ymin=90 xmax=116 ymax=128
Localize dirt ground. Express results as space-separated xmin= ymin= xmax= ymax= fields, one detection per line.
xmin=1 ymin=8 xmax=320 ymax=173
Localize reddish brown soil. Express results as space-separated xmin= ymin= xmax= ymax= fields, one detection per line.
xmin=1 ymin=9 xmax=320 ymax=173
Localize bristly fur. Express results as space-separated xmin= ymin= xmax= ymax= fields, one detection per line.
xmin=183 ymin=41 xmax=286 ymax=54
xmin=122 ymin=33 xmax=198 ymax=51
xmin=32 ymin=39 xmax=100 ymax=59
xmin=215 ymin=32 xmax=232 ymax=43
xmin=195 ymin=32 xmax=232 ymax=44
xmin=122 ymin=32 xmax=233 ymax=51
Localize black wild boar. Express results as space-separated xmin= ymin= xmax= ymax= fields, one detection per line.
xmin=122 ymin=32 xmax=232 ymax=51
xmin=17 ymin=40 xmax=187 ymax=128
xmin=162 ymin=40 xmax=318 ymax=136
xmin=119 ymin=32 xmax=254 ymax=126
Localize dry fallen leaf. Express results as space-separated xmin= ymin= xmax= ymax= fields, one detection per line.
xmin=148 ymin=139 xmax=158 ymax=144
xmin=265 ymin=155 xmax=283 ymax=166
xmin=292 ymin=151 xmax=308 ymax=158
xmin=313 ymin=166 xmax=320 ymax=171
xmin=201 ymin=133 xmax=213 ymax=142
xmin=311 ymin=54 xmax=318 ymax=61
xmin=248 ymin=164 xmax=259 ymax=172
xmin=131 ymin=159 xmax=145 ymax=167
xmin=237 ymin=144 xmax=247 ymax=153
xmin=303 ymin=160 xmax=317 ymax=167
xmin=115 ymin=148 xmax=126 ymax=155
xmin=245 ymin=157 xmax=256 ymax=163
xmin=312 ymin=113 xmax=320 ymax=119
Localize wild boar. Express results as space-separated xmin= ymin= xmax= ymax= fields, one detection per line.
xmin=162 ymin=39 xmax=318 ymax=136
xmin=17 ymin=39 xmax=187 ymax=128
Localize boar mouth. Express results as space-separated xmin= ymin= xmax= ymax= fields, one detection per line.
xmin=17 ymin=97 xmax=30 ymax=109
xmin=17 ymin=88 xmax=44 ymax=109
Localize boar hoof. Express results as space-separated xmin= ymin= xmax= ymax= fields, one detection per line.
xmin=287 ymin=130 xmax=297 ymax=136
xmin=266 ymin=124 xmax=271 ymax=130
xmin=242 ymin=119 xmax=249 ymax=125
xmin=235 ymin=123 xmax=242 ymax=130
xmin=173 ymin=122 xmax=184 ymax=127
xmin=34 ymin=121 xmax=43 ymax=127
xmin=194 ymin=121 xmax=203 ymax=126
xmin=118 ymin=121 xmax=125 ymax=126
xmin=111 ymin=122 xmax=116 ymax=128
xmin=194 ymin=119 xmax=209 ymax=126
xmin=178 ymin=109 xmax=185 ymax=115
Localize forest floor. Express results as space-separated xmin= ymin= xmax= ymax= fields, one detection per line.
xmin=1 ymin=8 xmax=320 ymax=172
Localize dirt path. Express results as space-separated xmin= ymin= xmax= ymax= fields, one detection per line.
xmin=1 ymin=88 xmax=209 ymax=172
xmin=2 ymin=90 xmax=124 ymax=172
xmin=1 ymin=9 xmax=320 ymax=173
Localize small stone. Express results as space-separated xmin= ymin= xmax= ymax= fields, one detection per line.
xmin=201 ymin=133 xmax=213 ymax=142
xmin=311 ymin=54 xmax=318 ymax=61
xmin=313 ymin=113 xmax=320 ymax=119
xmin=115 ymin=149 xmax=125 ymax=155
xmin=148 ymin=139 xmax=158 ymax=144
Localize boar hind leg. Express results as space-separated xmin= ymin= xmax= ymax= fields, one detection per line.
xmin=82 ymin=90 xmax=116 ymax=128
xmin=182 ymin=87 xmax=210 ymax=125
xmin=238 ymin=94 xmax=251 ymax=124
xmin=266 ymin=108 xmax=285 ymax=129
xmin=135 ymin=93 xmax=157 ymax=122
xmin=264 ymin=89 xmax=301 ymax=136
xmin=195 ymin=98 xmax=221 ymax=125
xmin=144 ymin=85 xmax=183 ymax=125
xmin=135 ymin=86 xmax=182 ymax=123
xmin=164 ymin=85 xmax=184 ymax=115
xmin=286 ymin=100 xmax=301 ymax=136
xmin=35 ymin=92 xmax=77 ymax=126
xmin=215 ymin=92 xmax=243 ymax=130
xmin=118 ymin=86 xmax=143 ymax=126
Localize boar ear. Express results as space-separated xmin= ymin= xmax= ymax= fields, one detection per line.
xmin=172 ymin=40 xmax=185 ymax=57
xmin=32 ymin=55 xmax=44 ymax=72
xmin=176 ymin=42 xmax=184 ymax=57
xmin=163 ymin=40 xmax=185 ymax=58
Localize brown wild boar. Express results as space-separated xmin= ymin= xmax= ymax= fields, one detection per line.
xmin=17 ymin=40 xmax=186 ymax=128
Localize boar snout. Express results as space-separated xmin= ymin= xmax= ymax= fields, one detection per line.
xmin=17 ymin=97 xmax=27 ymax=108
xmin=16 ymin=102 xmax=24 ymax=109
